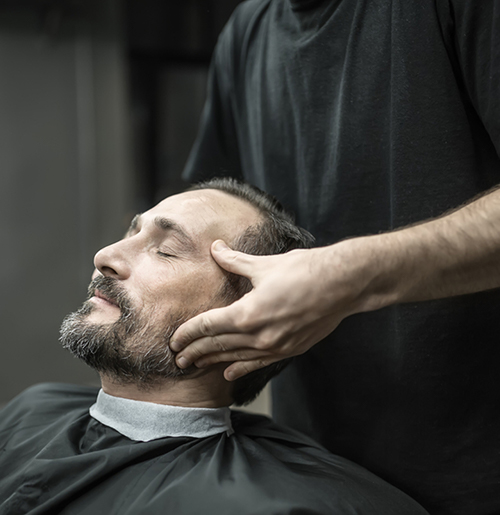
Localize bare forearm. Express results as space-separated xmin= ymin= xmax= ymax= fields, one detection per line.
xmin=172 ymin=186 xmax=500 ymax=379
xmin=339 ymin=186 xmax=500 ymax=314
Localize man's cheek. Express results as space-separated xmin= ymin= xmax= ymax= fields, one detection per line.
xmin=182 ymin=277 xmax=216 ymax=306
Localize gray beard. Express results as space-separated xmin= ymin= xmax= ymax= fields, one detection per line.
xmin=59 ymin=277 xmax=196 ymax=388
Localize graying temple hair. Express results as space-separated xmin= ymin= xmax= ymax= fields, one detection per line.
xmin=188 ymin=178 xmax=314 ymax=405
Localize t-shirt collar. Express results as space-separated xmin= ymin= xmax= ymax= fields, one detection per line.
xmin=90 ymin=389 xmax=234 ymax=442
xmin=288 ymin=0 xmax=328 ymax=12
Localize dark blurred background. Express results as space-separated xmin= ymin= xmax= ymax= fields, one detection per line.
xmin=0 ymin=0 xmax=250 ymax=406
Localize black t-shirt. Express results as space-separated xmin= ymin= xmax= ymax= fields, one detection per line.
xmin=0 ymin=383 xmax=428 ymax=515
xmin=183 ymin=1 xmax=500 ymax=514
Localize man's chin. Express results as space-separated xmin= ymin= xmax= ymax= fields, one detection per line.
xmin=60 ymin=302 xmax=199 ymax=385
xmin=85 ymin=310 xmax=121 ymax=325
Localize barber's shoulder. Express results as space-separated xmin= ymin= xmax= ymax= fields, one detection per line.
xmin=231 ymin=0 xmax=272 ymax=24
xmin=214 ymin=0 xmax=273 ymax=90
xmin=216 ymin=0 xmax=272 ymax=55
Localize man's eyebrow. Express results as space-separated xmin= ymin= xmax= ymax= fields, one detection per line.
xmin=126 ymin=214 xmax=197 ymax=251
xmin=153 ymin=216 xmax=197 ymax=251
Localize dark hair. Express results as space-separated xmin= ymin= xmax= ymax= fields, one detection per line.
xmin=188 ymin=178 xmax=314 ymax=405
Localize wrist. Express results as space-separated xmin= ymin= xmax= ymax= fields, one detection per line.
xmin=321 ymin=235 xmax=404 ymax=316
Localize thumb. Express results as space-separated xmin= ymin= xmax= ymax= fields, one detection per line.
xmin=211 ymin=240 xmax=258 ymax=278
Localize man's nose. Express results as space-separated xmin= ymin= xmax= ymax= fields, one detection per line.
xmin=94 ymin=241 xmax=131 ymax=279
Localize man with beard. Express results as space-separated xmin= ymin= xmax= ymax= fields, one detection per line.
xmin=0 ymin=179 xmax=428 ymax=515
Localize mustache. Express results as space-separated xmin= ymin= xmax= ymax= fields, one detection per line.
xmin=87 ymin=275 xmax=132 ymax=314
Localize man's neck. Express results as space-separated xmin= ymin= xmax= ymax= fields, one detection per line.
xmin=99 ymin=369 xmax=233 ymax=408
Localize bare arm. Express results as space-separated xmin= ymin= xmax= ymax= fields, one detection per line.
xmin=362 ymin=186 xmax=500 ymax=307
xmin=170 ymin=186 xmax=500 ymax=380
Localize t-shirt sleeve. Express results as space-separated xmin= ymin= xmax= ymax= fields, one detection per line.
xmin=182 ymin=14 xmax=244 ymax=184
xmin=440 ymin=0 xmax=500 ymax=155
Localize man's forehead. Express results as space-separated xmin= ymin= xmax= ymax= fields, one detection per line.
xmin=144 ymin=189 xmax=262 ymax=240
xmin=156 ymin=190 xmax=258 ymax=217
xmin=159 ymin=189 xmax=255 ymax=211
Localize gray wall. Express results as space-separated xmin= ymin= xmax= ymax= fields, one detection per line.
xmin=0 ymin=1 xmax=132 ymax=404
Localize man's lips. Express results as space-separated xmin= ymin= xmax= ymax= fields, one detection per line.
xmin=93 ymin=289 xmax=119 ymax=307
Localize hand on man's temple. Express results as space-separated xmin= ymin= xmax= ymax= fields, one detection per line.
xmin=170 ymin=238 xmax=365 ymax=381
xmin=171 ymin=187 xmax=500 ymax=381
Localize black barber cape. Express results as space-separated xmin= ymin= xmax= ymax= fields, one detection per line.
xmin=0 ymin=383 xmax=428 ymax=515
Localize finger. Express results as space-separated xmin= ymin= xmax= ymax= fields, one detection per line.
xmin=175 ymin=333 xmax=257 ymax=368
xmin=195 ymin=348 xmax=272 ymax=368
xmin=224 ymin=357 xmax=280 ymax=381
xmin=170 ymin=304 xmax=242 ymax=351
xmin=211 ymin=240 xmax=260 ymax=278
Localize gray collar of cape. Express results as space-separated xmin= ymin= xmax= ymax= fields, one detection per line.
xmin=90 ymin=389 xmax=234 ymax=442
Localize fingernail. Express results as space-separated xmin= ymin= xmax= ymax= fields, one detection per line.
xmin=195 ymin=360 xmax=207 ymax=368
xmin=170 ymin=341 xmax=181 ymax=352
xmin=177 ymin=356 xmax=189 ymax=368
xmin=213 ymin=240 xmax=229 ymax=252
xmin=226 ymin=370 xmax=235 ymax=381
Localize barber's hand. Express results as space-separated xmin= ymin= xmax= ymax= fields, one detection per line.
xmin=170 ymin=239 xmax=366 ymax=381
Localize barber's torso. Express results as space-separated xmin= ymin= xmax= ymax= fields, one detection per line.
xmin=184 ymin=1 xmax=500 ymax=514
